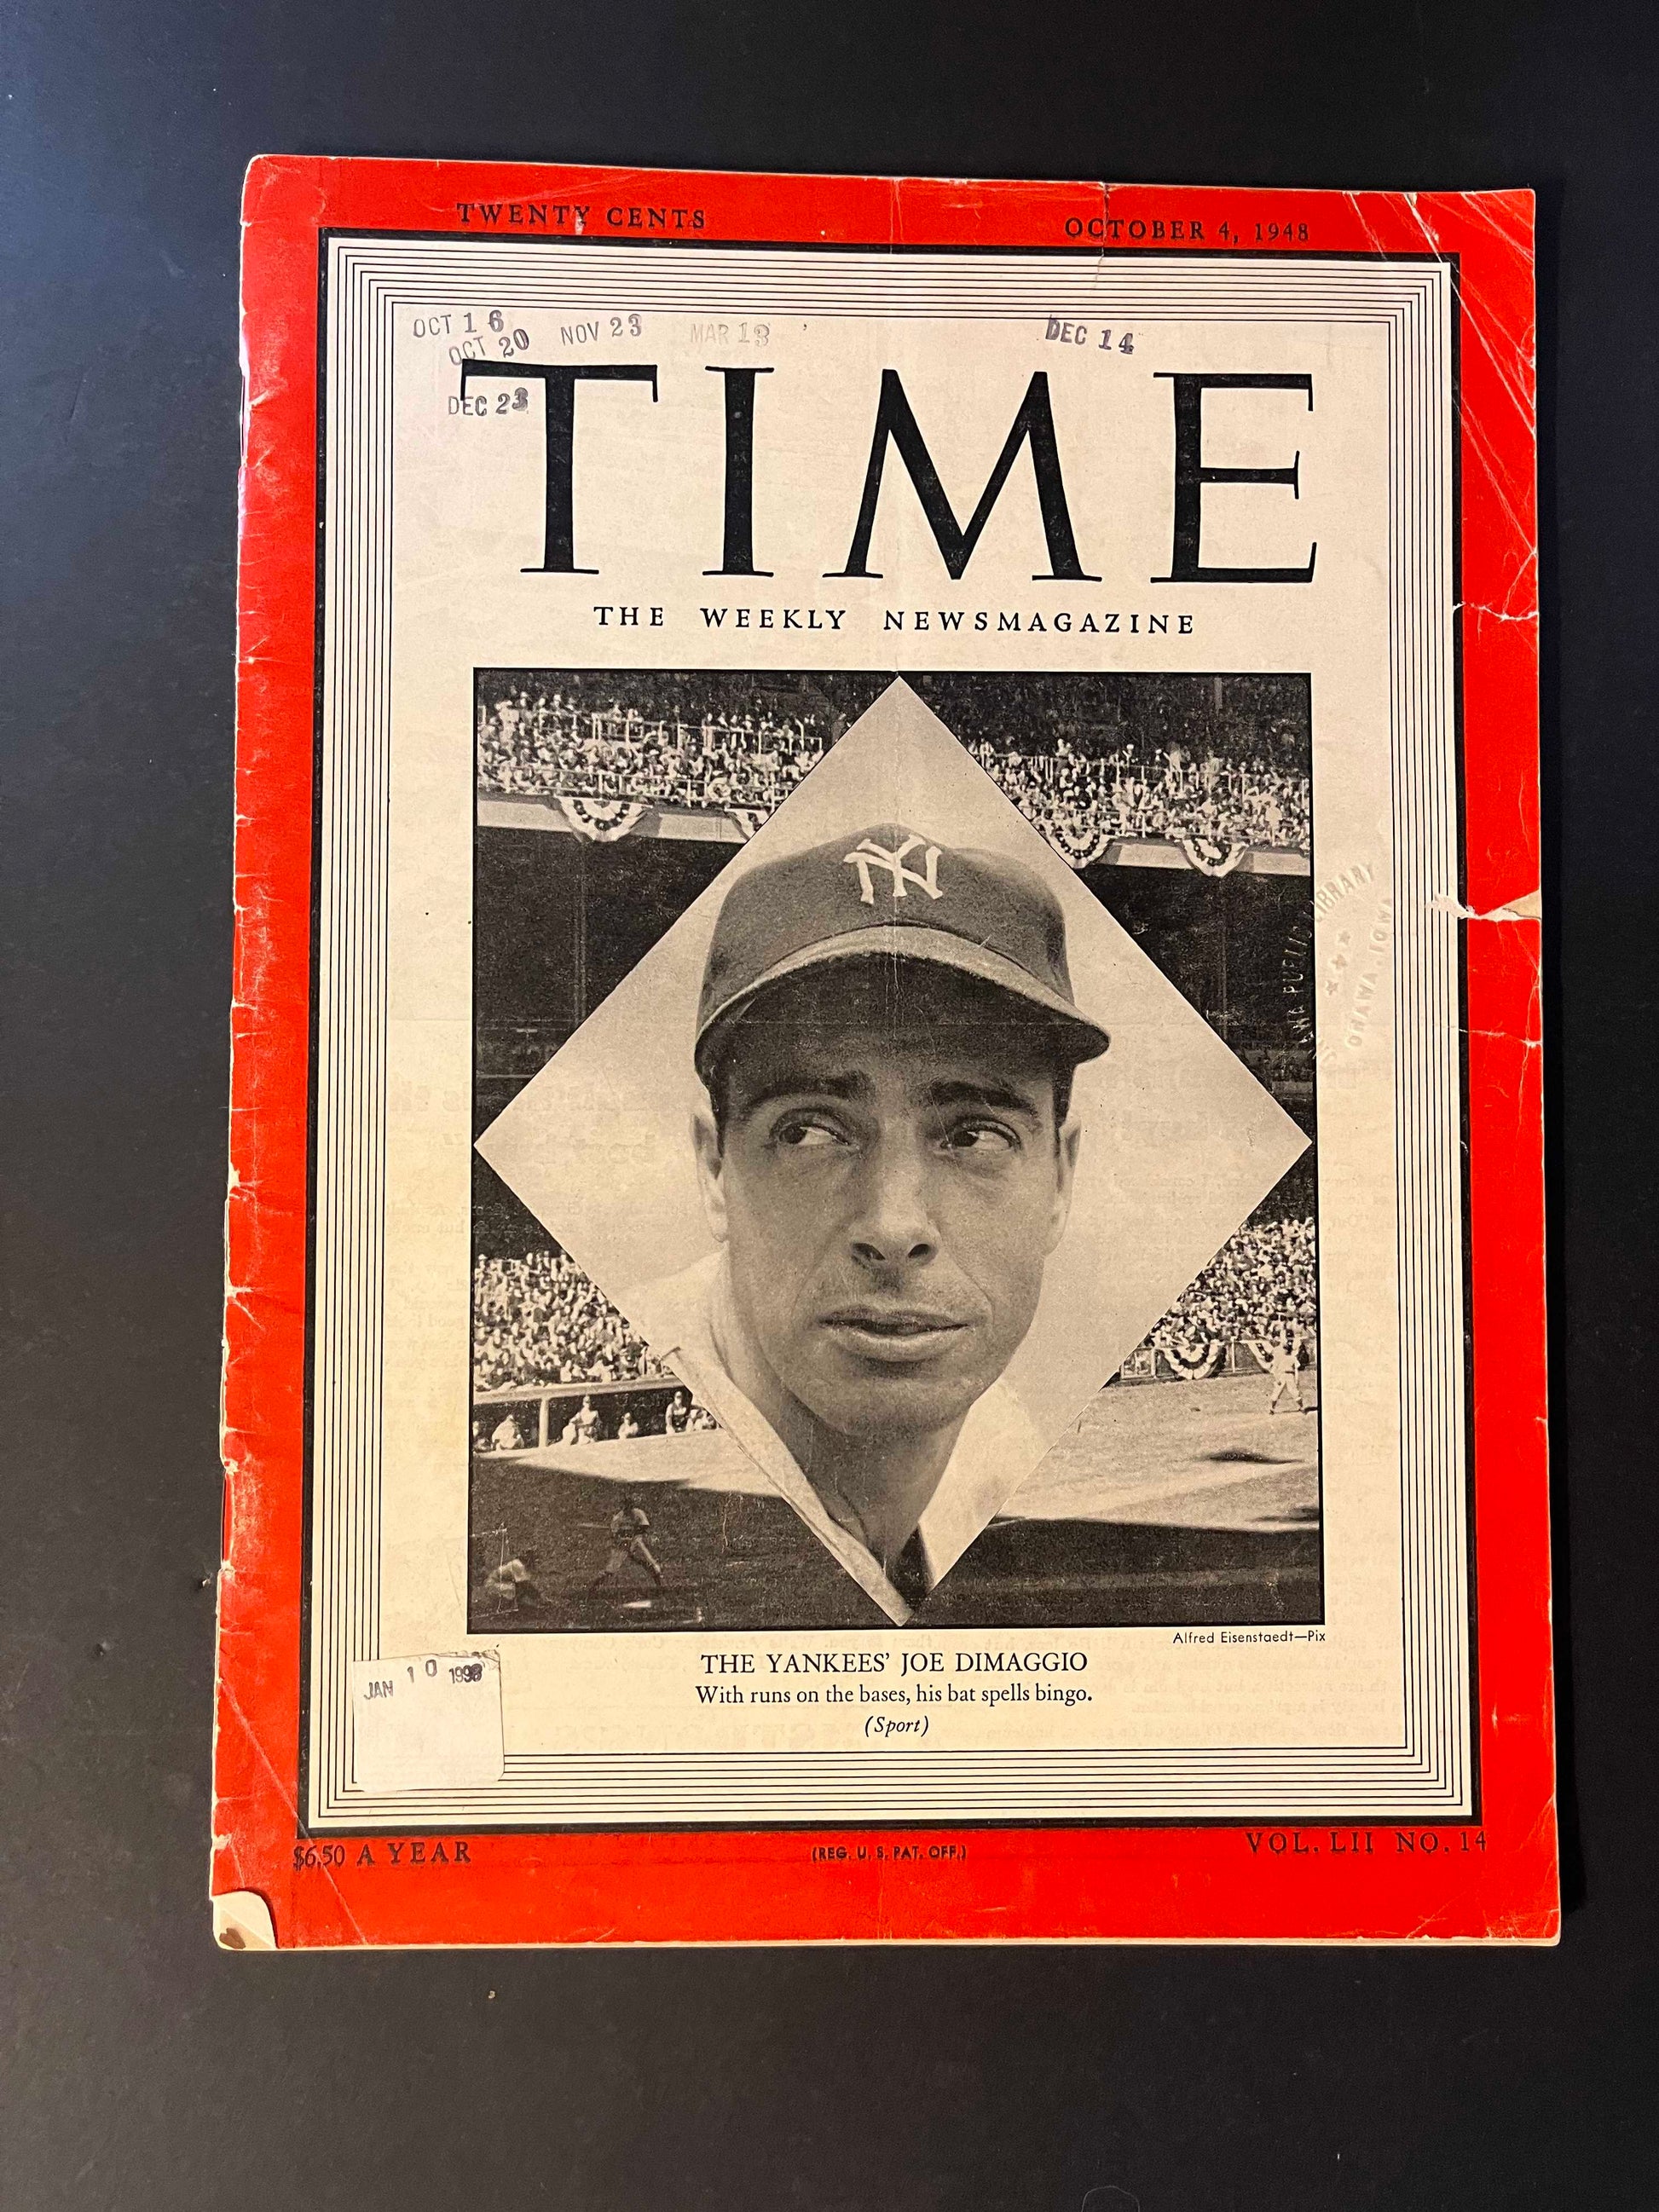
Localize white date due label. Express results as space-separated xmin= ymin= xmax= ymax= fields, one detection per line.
xmin=348 ymin=1651 xmax=505 ymax=1792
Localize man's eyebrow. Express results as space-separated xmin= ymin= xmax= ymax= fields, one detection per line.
xmin=922 ymin=1077 xmax=1045 ymax=1120
xmin=731 ymin=1070 xmax=870 ymax=1118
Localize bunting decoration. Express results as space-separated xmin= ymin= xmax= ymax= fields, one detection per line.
xmin=1180 ymin=835 xmax=1249 ymax=878
xmin=1035 ymin=816 xmax=1117 ymax=870
xmin=555 ymin=796 xmax=649 ymax=842
xmin=1159 ymin=1336 xmax=1224 ymax=1381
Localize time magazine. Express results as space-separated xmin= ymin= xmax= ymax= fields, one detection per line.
xmin=213 ymin=159 xmax=1555 ymax=1948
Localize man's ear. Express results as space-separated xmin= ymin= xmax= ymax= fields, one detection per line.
xmin=1044 ymin=1116 xmax=1082 ymax=1256
xmin=691 ymin=1105 xmax=729 ymax=1243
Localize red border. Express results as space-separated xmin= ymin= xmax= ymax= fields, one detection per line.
xmin=216 ymin=162 xmax=1553 ymax=1945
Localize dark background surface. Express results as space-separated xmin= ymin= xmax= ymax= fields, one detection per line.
xmin=3 ymin=1 xmax=1654 ymax=2204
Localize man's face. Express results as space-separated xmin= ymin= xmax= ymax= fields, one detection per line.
xmin=694 ymin=964 xmax=1081 ymax=1442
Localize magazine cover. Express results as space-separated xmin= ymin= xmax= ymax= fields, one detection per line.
xmin=213 ymin=159 xmax=1554 ymax=1948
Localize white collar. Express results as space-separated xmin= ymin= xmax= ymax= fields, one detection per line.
xmin=627 ymin=1250 xmax=1044 ymax=1624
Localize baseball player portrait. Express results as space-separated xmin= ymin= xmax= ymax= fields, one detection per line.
xmin=475 ymin=678 xmax=1314 ymax=1636
xmin=627 ymin=821 xmax=1110 ymax=1624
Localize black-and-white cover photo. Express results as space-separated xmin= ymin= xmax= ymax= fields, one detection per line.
xmin=471 ymin=669 xmax=1317 ymax=1632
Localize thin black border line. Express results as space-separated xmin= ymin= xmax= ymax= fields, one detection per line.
xmin=304 ymin=247 xmax=1459 ymax=1830
xmin=323 ymin=223 xmax=1453 ymax=266
xmin=1448 ymin=251 xmax=1483 ymax=1826
xmin=462 ymin=666 xmax=1322 ymax=1640
xmin=322 ymin=1811 xmax=1472 ymax=1839
xmin=294 ymin=233 xmax=1478 ymax=1839
xmin=1304 ymin=667 xmax=1327 ymax=1628
xmin=305 ymin=251 xmax=1460 ymax=1822
xmin=295 ymin=224 xmax=331 ymax=1828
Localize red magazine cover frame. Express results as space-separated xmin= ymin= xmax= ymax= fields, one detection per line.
xmin=217 ymin=159 xmax=1554 ymax=1946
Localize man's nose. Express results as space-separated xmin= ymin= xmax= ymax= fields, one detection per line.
xmin=847 ymin=1135 xmax=939 ymax=1269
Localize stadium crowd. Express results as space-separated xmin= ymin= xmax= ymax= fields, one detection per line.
xmin=477 ymin=690 xmax=1310 ymax=858
xmin=475 ymin=1218 xmax=1315 ymax=1400
xmin=971 ymin=739 xmax=1310 ymax=860
xmin=479 ymin=690 xmax=825 ymax=813
xmin=1142 ymin=1216 xmax=1317 ymax=1363
xmin=472 ymin=1248 xmax=669 ymax=1390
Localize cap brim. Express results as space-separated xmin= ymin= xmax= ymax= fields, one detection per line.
xmin=695 ymin=923 xmax=1111 ymax=1077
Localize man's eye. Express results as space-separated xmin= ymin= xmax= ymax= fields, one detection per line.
xmin=943 ymin=1122 xmax=1018 ymax=1155
xmin=774 ymin=1116 xmax=847 ymax=1149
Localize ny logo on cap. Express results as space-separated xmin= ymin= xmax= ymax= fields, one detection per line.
xmin=842 ymin=832 xmax=944 ymax=906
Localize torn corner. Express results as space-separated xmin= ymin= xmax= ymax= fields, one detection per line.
xmin=1431 ymin=887 xmax=1541 ymax=923
xmin=212 ymin=1889 xmax=277 ymax=1952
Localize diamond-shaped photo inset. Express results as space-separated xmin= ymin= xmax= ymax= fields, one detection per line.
xmin=471 ymin=673 xmax=1316 ymax=1631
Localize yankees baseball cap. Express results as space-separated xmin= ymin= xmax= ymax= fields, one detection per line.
xmin=694 ymin=822 xmax=1111 ymax=1083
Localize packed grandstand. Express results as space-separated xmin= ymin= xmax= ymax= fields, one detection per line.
xmin=471 ymin=1219 xmax=1317 ymax=1401
xmin=477 ymin=684 xmax=1311 ymax=861
xmin=1143 ymin=1216 xmax=1316 ymax=1370
xmin=479 ymin=689 xmax=825 ymax=813
xmin=968 ymin=740 xmax=1309 ymax=863
xmin=472 ymin=1246 xmax=672 ymax=1391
